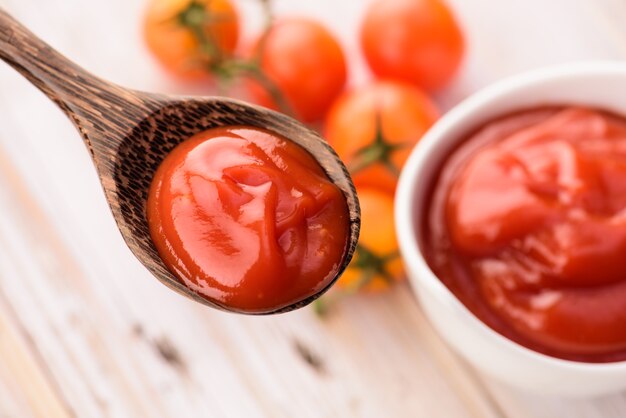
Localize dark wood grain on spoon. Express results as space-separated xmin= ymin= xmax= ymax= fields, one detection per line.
xmin=0 ymin=8 xmax=360 ymax=314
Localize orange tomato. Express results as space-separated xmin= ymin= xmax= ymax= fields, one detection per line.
xmin=360 ymin=0 xmax=464 ymax=91
xmin=144 ymin=0 xmax=239 ymax=80
xmin=338 ymin=187 xmax=404 ymax=292
xmin=325 ymin=81 xmax=439 ymax=194
xmin=246 ymin=18 xmax=347 ymax=123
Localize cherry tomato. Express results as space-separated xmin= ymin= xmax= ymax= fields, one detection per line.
xmin=246 ymin=18 xmax=347 ymax=123
xmin=325 ymin=81 xmax=439 ymax=194
xmin=338 ymin=187 xmax=404 ymax=292
xmin=144 ymin=0 xmax=239 ymax=80
xmin=360 ymin=0 xmax=464 ymax=91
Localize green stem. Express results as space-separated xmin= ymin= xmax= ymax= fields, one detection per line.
xmin=174 ymin=0 xmax=226 ymax=69
xmin=313 ymin=245 xmax=400 ymax=317
xmin=351 ymin=244 xmax=397 ymax=286
xmin=348 ymin=110 xmax=409 ymax=176
xmin=245 ymin=65 xmax=295 ymax=116
xmin=212 ymin=58 xmax=294 ymax=116
xmin=176 ymin=0 xmax=293 ymax=118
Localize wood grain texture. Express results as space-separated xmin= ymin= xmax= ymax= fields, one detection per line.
xmin=0 ymin=293 xmax=72 ymax=418
xmin=0 ymin=7 xmax=360 ymax=314
xmin=109 ymin=97 xmax=360 ymax=314
xmin=0 ymin=0 xmax=625 ymax=417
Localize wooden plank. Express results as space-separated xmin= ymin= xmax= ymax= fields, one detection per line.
xmin=0 ymin=147 xmax=166 ymax=418
xmin=0 ymin=1 xmax=496 ymax=417
xmin=0 ymin=0 xmax=624 ymax=417
xmin=0 ymin=294 xmax=72 ymax=418
xmin=0 ymin=136 xmax=489 ymax=417
xmin=482 ymin=381 xmax=626 ymax=418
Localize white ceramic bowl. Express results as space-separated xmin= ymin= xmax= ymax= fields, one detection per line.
xmin=395 ymin=62 xmax=626 ymax=398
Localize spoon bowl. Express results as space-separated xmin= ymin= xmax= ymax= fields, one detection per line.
xmin=0 ymin=8 xmax=360 ymax=314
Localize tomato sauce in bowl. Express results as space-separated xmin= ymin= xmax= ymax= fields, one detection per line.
xmin=147 ymin=126 xmax=350 ymax=313
xmin=423 ymin=107 xmax=626 ymax=362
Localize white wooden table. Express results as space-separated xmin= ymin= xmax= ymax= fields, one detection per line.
xmin=0 ymin=0 xmax=625 ymax=417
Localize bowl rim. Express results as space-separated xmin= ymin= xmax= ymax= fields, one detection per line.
xmin=395 ymin=60 xmax=626 ymax=372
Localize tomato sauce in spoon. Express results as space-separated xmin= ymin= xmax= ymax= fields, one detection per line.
xmin=148 ymin=126 xmax=349 ymax=313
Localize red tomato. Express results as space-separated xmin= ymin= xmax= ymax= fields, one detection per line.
xmin=360 ymin=0 xmax=464 ymax=91
xmin=325 ymin=81 xmax=439 ymax=194
xmin=337 ymin=187 xmax=404 ymax=292
xmin=246 ymin=18 xmax=347 ymax=122
xmin=144 ymin=0 xmax=239 ymax=80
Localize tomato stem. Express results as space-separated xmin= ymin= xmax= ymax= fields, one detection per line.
xmin=173 ymin=0 xmax=294 ymax=118
xmin=212 ymin=58 xmax=295 ymax=116
xmin=313 ymin=244 xmax=400 ymax=317
xmin=175 ymin=0 xmax=225 ymax=66
xmin=348 ymin=110 xmax=409 ymax=176
xmin=244 ymin=65 xmax=295 ymax=116
xmin=312 ymin=297 xmax=331 ymax=316
xmin=351 ymin=244 xmax=398 ymax=288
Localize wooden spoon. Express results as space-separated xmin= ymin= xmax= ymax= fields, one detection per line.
xmin=0 ymin=9 xmax=360 ymax=314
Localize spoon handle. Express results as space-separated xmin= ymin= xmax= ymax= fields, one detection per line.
xmin=0 ymin=8 xmax=152 ymax=145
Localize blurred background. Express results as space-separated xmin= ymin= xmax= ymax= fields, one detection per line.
xmin=0 ymin=0 xmax=625 ymax=417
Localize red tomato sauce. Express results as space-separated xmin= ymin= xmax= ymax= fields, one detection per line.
xmin=147 ymin=126 xmax=349 ymax=313
xmin=423 ymin=107 xmax=626 ymax=362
